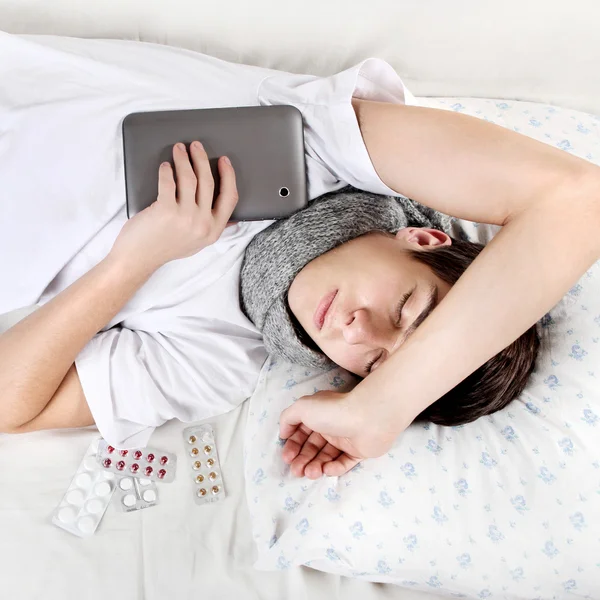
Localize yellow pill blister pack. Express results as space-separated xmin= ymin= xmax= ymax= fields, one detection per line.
xmin=183 ymin=424 xmax=225 ymax=505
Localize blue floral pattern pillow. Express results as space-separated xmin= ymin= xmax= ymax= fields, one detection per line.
xmin=244 ymin=98 xmax=600 ymax=598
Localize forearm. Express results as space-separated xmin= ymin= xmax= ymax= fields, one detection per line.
xmin=0 ymin=254 xmax=155 ymax=427
xmin=358 ymin=173 xmax=600 ymax=436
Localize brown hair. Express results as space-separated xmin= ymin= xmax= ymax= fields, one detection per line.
xmin=408 ymin=238 xmax=540 ymax=426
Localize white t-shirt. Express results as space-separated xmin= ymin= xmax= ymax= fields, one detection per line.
xmin=0 ymin=32 xmax=414 ymax=447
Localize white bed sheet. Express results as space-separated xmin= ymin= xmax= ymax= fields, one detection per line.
xmin=0 ymin=308 xmax=438 ymax=600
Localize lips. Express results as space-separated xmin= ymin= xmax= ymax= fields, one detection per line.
xmin=313 ymin=290 xmax=338 ymax=331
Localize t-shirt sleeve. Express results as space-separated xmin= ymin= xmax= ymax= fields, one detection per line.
xmin=257 ymin=57 xmax=417 ymax=200
xmin=75 ymin=323 xmax=265 ymax=448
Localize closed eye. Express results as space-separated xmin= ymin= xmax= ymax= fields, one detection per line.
xmin=395 ymin=287 xmax=415 ymax=326
xmin=366 ymin=286 xmax=417 ymax=374
xmin=364 ymin=351 xmax=383 ymax=375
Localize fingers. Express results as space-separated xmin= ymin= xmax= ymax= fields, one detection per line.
xmin=323 ymin=455 xmax=361 ymax=477
xmin=289 ymin=430 xmax=328 ymax=478
xmin=279 ymin=403 xmax=304 ymax=440
xmin=304 ymin=443 xmax=342 ymax=480
xmin=281 ymin=423 xmax=312 ymax=465
xmin=172 ymin=143 xmax=198 ymax=206
xmin=189 ymin=141 xmax=215 ymax=211
xmin=157 ymin=162 xmax=176 ymax=204
xmin=212 ymin=155 xmax=239 ymax=227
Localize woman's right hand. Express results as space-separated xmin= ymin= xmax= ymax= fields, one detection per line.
xmin=109 ymin=141 xmax=238 ymax=273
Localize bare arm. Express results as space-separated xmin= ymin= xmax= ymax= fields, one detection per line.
xmin=280 ymin=100 xmax=600 ymax=475
xmin=352 ymin=99 xmax=597 ymax=225
xmin=0 ymin=257 xmax=154 ymax=432
xmin=0 ymin=142 xmax=238 ymax=433
xmin=351 ymin=99 xmax=600 ymax=441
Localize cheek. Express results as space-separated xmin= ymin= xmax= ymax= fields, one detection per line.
xmin=288 ymin=276 xmax=312 ymax=323
xmin=318 ymin=338 xmax=362 ymax=374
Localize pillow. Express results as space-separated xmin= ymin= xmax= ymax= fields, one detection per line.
xmin=243 ymin=98 xmax=600 ymax=598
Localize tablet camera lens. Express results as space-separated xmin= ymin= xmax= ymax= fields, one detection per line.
xmin=278 ymin=187 xmax=290 ymax=198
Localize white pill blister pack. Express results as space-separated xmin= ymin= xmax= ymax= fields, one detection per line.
xmin=52 ymin=438 xmax=116 ymax=537
xmin=115 ymin=476 xmax=159 ymax=512
xmin=183 ymin=424 xmax=226 ymax=505
xmin=96 ymin=439 xmax=177 ymax=483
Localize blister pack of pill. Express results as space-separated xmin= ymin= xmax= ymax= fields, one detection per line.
xmin=114 ymin=476 xmax=159 ymax=512
xmin=183 ymin=424 xmax=226 ymax=505
xmin=96 ymin=440 xmax=177 ymax=483
xmin=52 ymin=438 xmax=116 ymax=537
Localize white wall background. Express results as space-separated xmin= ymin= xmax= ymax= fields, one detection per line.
xmin=1 ymin=0 xmax=599 ymax=115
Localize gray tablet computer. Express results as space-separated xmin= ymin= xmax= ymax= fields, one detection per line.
xmin=122 ymin=105 xmax=308 ymax=221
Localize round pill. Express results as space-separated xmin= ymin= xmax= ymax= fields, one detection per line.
xmin=211 ymin=485 xmax=220 ymax=495
xmin=209 ymin=471 xmax=218 ymax=481
xmin=201 ymin=431 xmax=213 ymax=443
xmin=133 ymin=450 xmax=143 ymax=460
xmin=119 ymin=478 xmax=133 ymax=491
xmin=58 ymin=506 xmax=76 ymax=523
xmin=207 ymin=458 xmax=215 ymax=467
xmin=119 ymin=449 xmax=129 ymax=457
xmin=146 ymin=453 xmax=155 ymax=463
xmin=138 ymin=478 xmax=152 ymax=486
xmin=66 ymin=489 xmax=85 ymax=505
xmin=142 ymin=489 xmax=157 ymax=503
xmin=188 ymin=435 xmax=197 ymax=444
xmin=144 ymin=466 xmax=153 ymax=477
xmin=130 ymin=463 xmax=140 ymax=474
xmin=203 ymin=445 xmax=212 ymax=455
xmin=106 ymin=445 xmax=115 ymax=454
xmin=102 ymin=458 xmax=112 ymax=468
xmin=94 ymin=481 xmax=111 ymax=497
xmin=75 ymin=473 xmax=92 ymax=488
xmin=86 ymin=498 xmax=104 ymax=514
xmin=116 ymin=460 xmax=126 ymax=471
xmin=77 ymin=516 xmax=96 ymax=534
xmin=102 ymin=472 xmax=115 ymax=481
xmin=157 ymin=469 xmax=166 ymax=480
xmin=190 ymin=447 xmax=199 ymax=457
xmin=192 ymin=461 xmax=202 ymax=470
xmin=83 ymin=456 xmax=97 ymax=471
xmin=159 ymin=456 xmax=169 ymax=465
xmin=122 ymin=494 xmax=137 ymax=508
xmin=195 ymin=474 xmax=204 ymax=483
xmin=197 ymin=488 xmax=207 ymax=497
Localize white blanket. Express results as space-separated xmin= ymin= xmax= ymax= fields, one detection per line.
xmin=0 ymin=32 xmax=410 ymax=315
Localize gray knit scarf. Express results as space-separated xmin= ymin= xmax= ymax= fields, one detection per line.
xmin=240 ymin=187 xmax=453 ymax=368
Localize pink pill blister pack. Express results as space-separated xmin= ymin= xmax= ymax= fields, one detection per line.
xmin=183 ymin=424 xmax=226 ymax=505
xmin=96 ymin=440 xmax=177 ymax=483
xmin=52 ymin=438 xmax=116 ymax=537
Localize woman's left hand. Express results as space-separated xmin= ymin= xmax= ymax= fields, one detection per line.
xmin=279 ymin=389 xmax=407 ymax=478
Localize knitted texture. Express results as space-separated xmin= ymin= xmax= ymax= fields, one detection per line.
xmin=240 ymin=187 xmax=452 ymax=367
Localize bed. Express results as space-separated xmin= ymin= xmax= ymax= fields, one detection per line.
xmin=1 ymin=2 xmax=599 ymax=599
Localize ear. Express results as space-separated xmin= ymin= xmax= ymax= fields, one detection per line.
xmin=395 ymin=227 xmax=451 ymax=248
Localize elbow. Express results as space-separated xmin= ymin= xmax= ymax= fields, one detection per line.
xmin=562 ymin=165 xmax=600 ymax=242
xmin=512 ymin=162 xmax=600 ymax=228
xmin=0 ymin=391 xmax=31 ymax=434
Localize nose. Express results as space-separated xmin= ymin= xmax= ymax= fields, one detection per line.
xmin=341 ymin=309 xmax=386 ymax=347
